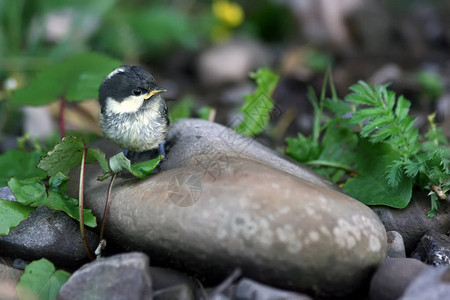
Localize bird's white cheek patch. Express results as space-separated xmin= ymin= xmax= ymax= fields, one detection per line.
xmin=106 ymin=96 xmax=144 ymax=114
xmin=106 ymin=67 xmax=125 ymax=80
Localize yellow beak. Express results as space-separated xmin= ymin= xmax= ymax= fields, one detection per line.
xmin=144 ymin=86 xmax=167 ymax=100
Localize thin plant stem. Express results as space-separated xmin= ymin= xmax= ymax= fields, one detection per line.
xmin=59 ymin=97 xmax=66 ymax=139
xmin=79 ymin=146 xmax=95 ymax=260
xmin=304 ymin=160 xmax=355 ymax=173
xmin=100 ymin=173 xmax=117 ymax=241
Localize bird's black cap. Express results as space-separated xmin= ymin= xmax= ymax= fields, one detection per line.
xmin=98 ymin=65 xmax=158 ymax=113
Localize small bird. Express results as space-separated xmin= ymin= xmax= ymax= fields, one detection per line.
xmin=98 ymin=65 xmax=169 ymax=155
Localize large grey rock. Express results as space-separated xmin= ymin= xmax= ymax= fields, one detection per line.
xmin=369 ymin=258 xmax=428 ymax=300
xmin=58 ymin=252 xmax=152 ymax=300
xmin=371 ymin=192 xmax=450 ymax=254
xmin=0 ymin=187 xmax=98 ymax=268
xmin=84 ymin=119 xmax=387 ymax=297
xmin=400 ymin=266 xmax=450 ymax=300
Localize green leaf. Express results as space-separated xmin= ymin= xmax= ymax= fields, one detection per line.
xmin=128 ymin=6 xmax=204 ymax=52
xmin=0 ymin=149 xmax=46 ymax=187
xmin=285 ymin=133 xmax=318 ymax=163
xmin=86 ymin=148 xmax=111 ymax=175
xmin=358 ymin=115 xmax=394 ymax=138
xmin=416 ymin=70 xmax=444 ymax=100
xmin=109 ymin=152 xmax=132 ymax=174
xmin=8 ymin=177 xmax=47 ymax=205
xmin=343 ymin=139 xmax=413 ymax=208
xmin=37 ymin=137 xmax=85 ymax=176
xmin=131 ymin=156 xmax=163 ymax=178
xmin=10 ymin=52 xmax=121 ymax=105
xmin=351 ymin=107 xmax=386 ymax=123
xmin=346 ymin=81 xmax=379 ymax=105
xmin=0 ymin=200 xmax=35 ymax=235
xmin=16 ymin=258 xmax=70 ymax=300
xmin=317 ymin=126 xmax=359 ymax=168
xmin=8 ymin=175 xmax=97 ymax=227
xmin=323 ymin=97 xmax=351 ymax=118
xmin=108 ymin=153 xmax=162 ymax=179
xmin=198 ymin=106 xmax=213 ymax=120
xmin=394 ymin=96 xmax=411 ymax=120
xmin=169 ymin=95 xmax=195 ymax=122
xmin=235 ymin=68 xmax=280 ymax=136
xmin=38 ymin=136 xmax=111 ymax=177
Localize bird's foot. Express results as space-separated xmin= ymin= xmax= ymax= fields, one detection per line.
xmin=158 ymin=141 xmax=166 ymax=157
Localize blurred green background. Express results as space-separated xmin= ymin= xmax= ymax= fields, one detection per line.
xmin=1 ymin=0 xmax=450 ymax=150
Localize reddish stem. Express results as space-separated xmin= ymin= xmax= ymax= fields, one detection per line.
xmin=79 ymin=146 xmax=95 ymax=260
xmin=100 ymin=173 xmax=117 ymax=241
xmin=59 ymin=97 xmax=66 ymax=139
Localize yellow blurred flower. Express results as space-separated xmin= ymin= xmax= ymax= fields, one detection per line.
xmin=213 ymin=0 xmax=244 ymax=28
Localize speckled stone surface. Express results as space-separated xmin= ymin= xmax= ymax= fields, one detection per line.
xmin=83 ymin=119 xmax=387 ymax=297
xmin=0 ymin=187 xmax=98 ymax=268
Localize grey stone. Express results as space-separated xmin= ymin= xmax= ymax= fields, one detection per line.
xmin=369 ymin=258 xmax=429 ymax=300
xmin=371 ymin=191 xmax=450 ymax=254
xmin=163 ymin=119 xmax=339 ymax=192
xmin=387 ymin=231 xmax=406 ymax=258
xmin=22 ymin=106 xmax=54 ymax=140
xmin=150 ymin=266 xmax=197 ymax=292
xmin=0 ymin=187 xmax=15 ymax=201
xmin=58 ymin=252 xmax=152 ymax=300
xmin=411 ymin=230 xmax=450 ymax=265
xmin=0 ymin=200 xmax=98 ymax=268
xmin=84 ymin=119 xmax=387 ymax=297
xmin=400 ymin=266 xmax=450 ymax=300
xmin=197 ymin=39 xmax=271 ymax=87
xmin=235 ymin=278 xmax=312 ymax=300
xmin=0 ymin=257 xmax=23 ymax=300
xmin=153 ymin=284 xmax=194 ymax=300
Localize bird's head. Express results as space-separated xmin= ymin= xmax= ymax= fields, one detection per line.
xmin=98 ymin=65 xmax=166 ymax=115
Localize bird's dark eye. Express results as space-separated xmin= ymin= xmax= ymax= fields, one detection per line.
xmin=132 ymin=88 xmax=142 ymax=96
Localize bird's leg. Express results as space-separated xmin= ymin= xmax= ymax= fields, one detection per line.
xmin=158 ymin=141 xmax=166 ymax=157
xmin=122 ymin=149 xmax=130 ymax=158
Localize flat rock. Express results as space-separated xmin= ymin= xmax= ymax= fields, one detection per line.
xmin=84 ymin=119 xmax=387 ymax=297
xmin=0 ymin=187 xmax=98 ymax=268
xmin=369 ymin=258 xmax=429 ymax=300
xmin=400 ymin=266 xmax=450 ymax=300
xmin=58 ymin=252 xmax=152 ymax=300
xmin=371 ymin=191 xmax=450 ymax=254
xmin=411 ymin=230 xmax=450 ymax=265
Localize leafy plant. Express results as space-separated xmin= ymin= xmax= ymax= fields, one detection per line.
xmin=1 ymin=53 xmax=163 ymax=259
xmin=235 ymin=68 xmax=280 ymax=136
xmin=10 ymin=52 xmax=120 ymax=106
xmin=16 ymin=258 xmax=70 ymax=300
xmin=0 ymin=136 xmax=162 ymax=257
xmin=286 ymin=75 xmax=450 ymax=216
